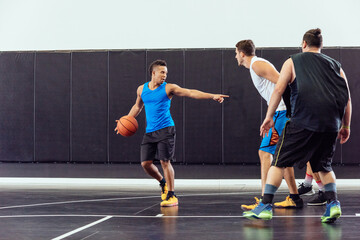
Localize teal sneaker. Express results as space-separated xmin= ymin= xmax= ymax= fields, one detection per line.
xmin=321 ymin=200 xmax=341 ymax=223
xmin=243 ymin=202 xmax=273 ymax=220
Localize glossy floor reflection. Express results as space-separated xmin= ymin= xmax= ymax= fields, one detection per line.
xmin=0 ymin=188 xmax=358 ymax=239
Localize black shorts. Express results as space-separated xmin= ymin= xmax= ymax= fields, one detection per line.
xmin=272 ymin=121 xmax=337 ymax=172
xmin=140 ymin=126 xmax=176 ymax=162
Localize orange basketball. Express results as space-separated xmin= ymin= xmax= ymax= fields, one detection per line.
xmin=118 ymin=115 xmax=138 ymax=137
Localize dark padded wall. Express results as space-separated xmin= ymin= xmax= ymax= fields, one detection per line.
xmin=340 ymin=49 xmax=360 ymax=164
xmin=184 ymin=50 xmax=223 ymax=164
xmin=0 ymin=48 xmax=358 ymax=165
xmin=71 ymin=52 xmax=108 ymax=162
xmin=0 ymin=53 xmax=34 ymax=162
xmin=146 ymin=51 xmax=185 ymax=163
xmin=223 ymin=50 xmax=261 ymax=164
xmin=109 ymin=51 xmax=146 ymax=163
xmin=35 ymin=53 xmax=71 ymax=162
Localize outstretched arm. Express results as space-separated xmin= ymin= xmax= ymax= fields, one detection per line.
xmin=167 ymin=84 xmax=229 ymax=103
xmin=114 ymin=85 xmax=144 ymax=134
xmin=338 ymin=69 xmax=352 ymax=144
xmin=260 ymin=58 xmax=293 ymax=137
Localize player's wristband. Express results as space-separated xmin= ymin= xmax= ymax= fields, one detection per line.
xmin=342 ymin=125 xmax=350 ymax=129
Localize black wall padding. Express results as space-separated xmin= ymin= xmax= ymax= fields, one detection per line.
xmin=340 ymin=48 xmax=360 ymax=164
xmin=184 ymin=50 xmax=223 ymax=164
xmin=223 ymin=50 xmax=261 ymax=164
xmin=0 ymin=48 xmax=359 ymax=165
xmin=71 ymin=52 xmax=108 ymax=162
xmin=0 ymin=53 xmax=34 ymax=162
xmin=35 ymin=53 xmax=71 ymax=162
xmin=109 ymin=51 xmax=146 ymax=163
xmin=146 ymin=50 xmax=185 ymax=163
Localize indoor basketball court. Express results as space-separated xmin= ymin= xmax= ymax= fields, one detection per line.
xmin=0 ymin=0 xmax=359 ymax=239
xmin=0 ymin=175 xmax=359 ymax=239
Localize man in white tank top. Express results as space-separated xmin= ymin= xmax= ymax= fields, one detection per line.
xmin=235 ymin=40 xmax=302 ymax=209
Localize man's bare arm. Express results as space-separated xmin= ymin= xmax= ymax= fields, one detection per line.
xmin=114 ymin=85 xmax=144 ymax=134
xmin=167 ymin=84 xmax=229 ymax=103
xmin=338 ymin=69 xmax=352 ymax=144
xmin=128 ymin=85 xmax=144 ymax=117
xmin=252 ymin=61 xmax=280 ymax=84
xmin=260 ymin=58 xmax=293 ymax=137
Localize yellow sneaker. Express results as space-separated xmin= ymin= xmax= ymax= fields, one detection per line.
xmin=160 ymin=195 xmax=178 ymax=207
xmin=241 ymin=197 xmax=260 ymax=210
xmin=274 ymin=196 xmax=303 ymax=208
xmin=160 ymin=183 xmax=168 ymax=201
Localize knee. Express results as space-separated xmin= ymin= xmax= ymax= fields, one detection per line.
xmin=284 ymin=167 xmax=295 ymax=178
xmin=160 ymin=160 xmax=171 ymax=169
xmin=259 ymin=150 xmax=272 ymax=162
xmin=141 ymin=161 xmax=152 ymax=169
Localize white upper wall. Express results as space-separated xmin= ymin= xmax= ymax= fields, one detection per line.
xmin=0 ymin=0 xmax=359 ymax=51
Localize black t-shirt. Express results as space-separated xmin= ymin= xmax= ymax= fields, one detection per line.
xmin=289 ymin=52 xmax=349 ymax=132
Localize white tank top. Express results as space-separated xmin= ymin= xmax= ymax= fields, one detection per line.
xmin=249 ymin=56 xmax=286 ymax=111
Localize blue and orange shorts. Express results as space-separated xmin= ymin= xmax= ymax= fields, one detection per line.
xmin=259 ymin=110 xmax=288 ymax=154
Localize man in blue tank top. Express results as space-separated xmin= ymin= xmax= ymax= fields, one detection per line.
xmin=115 ymin=60 xmax=228 ymax=207
xmin=244 ymin=28 xmax=352 ymax=223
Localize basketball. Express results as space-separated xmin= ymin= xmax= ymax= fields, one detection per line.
xmin=117 ymin=115 xmax=138 ymax=137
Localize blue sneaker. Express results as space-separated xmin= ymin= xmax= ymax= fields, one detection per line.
xmin=243 ymin=202 xmax=273 ymax=220
xmin=321 ymin=200 xmax=341 ymax=223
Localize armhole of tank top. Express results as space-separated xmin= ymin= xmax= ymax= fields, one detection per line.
xmin=164 ymin=82 xmax=172 ymax=100
xmin=290 ymin=78 xmax=296 ymax=88
xmin=140 ymin=83 xmax=147 ymax=97
xmin=290 ymin=55 xmax=297 ymax=84
xmin=250 ymin=57 xmax=266 ymax=73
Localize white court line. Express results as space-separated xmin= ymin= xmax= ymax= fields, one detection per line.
xmin=0 ymin=195 xmax=159 ymax=210
xmin=356 ymin=213 xmax=360 ymax=216
xmin=0 ymin=214 xmax=358 ymax=219
xmin=0 ymin=214 xmax=111 ymax=218
xmin=0 ymin=191 xmax=261 ymax=211
xmin=51 ymin=216 xmax=112 ymax=240
xmin=80 ymin=231 xmax=99 ymax=240
xmin=133 ymin=202 xmax=159 ymax=215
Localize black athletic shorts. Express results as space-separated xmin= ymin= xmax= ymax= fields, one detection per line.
xmin=272 ymin=121 xmax=337 ymax=172
xmin=140 ymin=126 xmax=176 ymax=162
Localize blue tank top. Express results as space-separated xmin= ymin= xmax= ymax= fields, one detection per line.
xmin=141 ymin=82 xmax=175 ymax=133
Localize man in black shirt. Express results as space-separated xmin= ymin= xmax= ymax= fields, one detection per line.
xmin=243 ymin=28 xmax=352 ymax=223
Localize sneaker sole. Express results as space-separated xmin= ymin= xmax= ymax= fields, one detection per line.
xmin=274 ymin=205 xmax=303 ymax=209
xmin=302 ymin=190 xmax=316 ymax=196
xmin=299 ymin=192 xmax=315 ymax=196
xmin=160 ymin=202 xmax=178 ymax=207
xmin=307 ymin=201 xmax=326 ymax=206
xmin=321 ymin=215 xmax=340 ymax=223
xmin=321 ymin=209 xmax=341 ymax=223
xmin=243 ymin=213 xmax=272 ymax=220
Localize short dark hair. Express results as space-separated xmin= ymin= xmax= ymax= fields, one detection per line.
xmin=148 ymin=59 xmax=167 ymax=76
xmin=303 ymin=28 xmax=323 ymax=48
xmin=235 ymin=40 xmax=255 ymax=56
